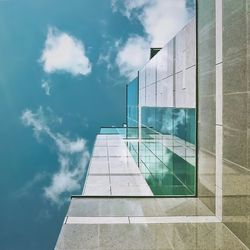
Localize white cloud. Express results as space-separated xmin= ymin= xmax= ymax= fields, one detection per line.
xmin=21 ymin=107 xmax=90 ymax=206
xmin=138 ymin=0 xmax=190 ymax=46
xmin=21 ymin=107 xmax=49 ymax=139
xmin=41 ymin=80 xmax=51 ymax=96
xmin=115 ymin=36 xmax=150 ymax=80
xmin=111 ymin=0 xmax=151 ymax=18
xmin=39 ymin=27 xmax=92 ymax=76
xmin=43 ymin=153 xmax=89 ymax=205
xmin=113 ymin=0 xmax=195 ymax=79
xmin=55 ymin=135 xmax=86 ymax=154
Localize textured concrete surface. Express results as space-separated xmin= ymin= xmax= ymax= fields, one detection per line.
xmin=56 ymin=222 xmax=248 ymax=250
xmin=83 ymin=134 xmax=153 ymax=196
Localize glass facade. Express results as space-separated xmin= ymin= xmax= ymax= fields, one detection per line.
xmin=126 ymin=77 xmax=139 ymax=139
xmin=125 ymin=18 xmax=197 ymax=196
xmin=126 ymin=107 xmax=196 ymax=196
xmin=138 ymin=107 xmax=196 ymax=195
xmin=99 ymin=19 xmax=196 ymax=197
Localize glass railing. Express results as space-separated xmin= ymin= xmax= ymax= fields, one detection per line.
xmin=100 ymin=127 xmax=126 ymax=138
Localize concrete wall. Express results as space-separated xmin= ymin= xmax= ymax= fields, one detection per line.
xmin=222 ymin=0 xmax=250 ymax=248
xmin=197 ymin=0 xmax=216 ymax=212
xmin=198 ymin=0 xmax=250 ymax=248
xmin=139 ymin=18 xmax=196 ymax=109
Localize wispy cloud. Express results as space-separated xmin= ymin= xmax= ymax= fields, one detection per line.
xmin=21 ymin=107 xmax=90 ymax=206
xmin=111 ymin=0 xmax=150 ymax=18
xmin=43 ymin=153 xmax=88 ymax=205
xmin=97 ymin=51 xmax=113 ymax=71
xmin=97 ymin=39 xmax=120 ymax=67
xmin=39 ymin=27 xmax=92 ymax=76
xmin=15 ymin=172 xmax=48 ymax=198
xmin=112 ymin=0 xmax=195 ymax=79
xmin=41 ymin=79 xmax=51 ymax=96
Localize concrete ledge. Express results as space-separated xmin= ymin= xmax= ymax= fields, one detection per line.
xmin=65 ymin=216 xmax=220 ymax=224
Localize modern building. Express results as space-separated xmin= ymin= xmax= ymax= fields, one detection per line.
xmin=55 ymin=0 xmax=250 ymax=249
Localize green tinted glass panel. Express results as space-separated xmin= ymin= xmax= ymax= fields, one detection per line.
xmin=139 ymin=107 xmax=196 ymax=195
xmin=100 ymin=127 xmax=126 ymax=138
xmin=126 ymin=78 xmax=138 ymax=138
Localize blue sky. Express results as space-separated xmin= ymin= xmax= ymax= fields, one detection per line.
xmin=0 ymin=0 xmax=194 ymax=249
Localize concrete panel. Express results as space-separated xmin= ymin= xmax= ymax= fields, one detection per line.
xmin=223 ymin=57 xmax=247 ymax=94
xmin=223 ymin=93 xmax=247 ymax=131
xmin=92 ymin=146 xmax=108 ymax=157
xmin=175 ymin=71 xmax=186 ymax=108
xmin=145 ymin=83 xmax=156 ymax=107
xmin=109 ymin=157 xmax=141 ymax=174
xmin=175 ymin=28 xmax=185 ymax=73
xmin=156 ymin=39 xmax=175 ymax=81
xmin=139 ymin=67 xmax=146 ymax=89
xmin=185 ymin=18 xmax=196 ymax=68
xmin=56 ymin=222 xmax=248 ymax=250
xmin=145 ymin=56 xmax=157 ymax=86
xmin=223 ymin=127 xmax=247 ymax=169
xmin=139 ymin=88 xmax=146 ymax=107
xmin=197 ymin=0 xmax=216 ymax=213
xmin=167 ymin=39 xmax=174 ymax=77
xmin=67 ymin=197 xmax=214 ymax=217
xmin=156 ymin=46 xmax=168 ymax=81
xmin=185 ymin=66 xmax=196 ymax=108
xmin=156 ymin=76 xmax=174 ymax=107
xmin=223 ymin=0 xmax=247 ymax=61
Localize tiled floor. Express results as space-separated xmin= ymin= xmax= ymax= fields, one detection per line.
xmin=83 ymin=135 xmax=153 ymax=196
